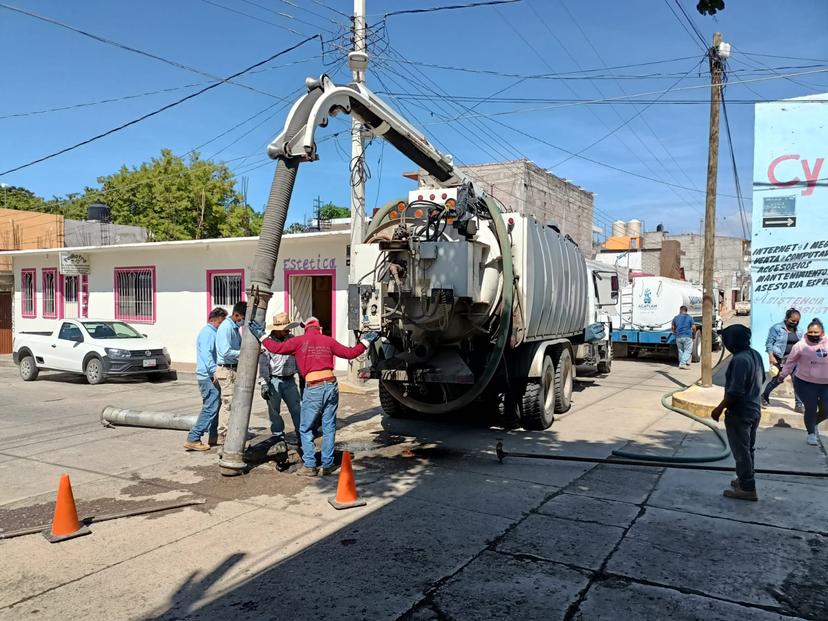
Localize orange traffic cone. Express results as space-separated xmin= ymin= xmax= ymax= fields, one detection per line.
xmin=42 ymin=474 xmax=91 ymax=543
xmin=328 ymin=451 xmax=366 ymax=510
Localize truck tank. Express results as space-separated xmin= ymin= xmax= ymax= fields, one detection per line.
xmin=626 ymin=276 xmax=703 ymax=330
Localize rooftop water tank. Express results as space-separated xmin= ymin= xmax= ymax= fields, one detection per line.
xmin=612 ymin=220 xmax=626 ymax=237
xmin=626 ymin=219 xmax=641 ymax=238
xmin=88 ymin=202 xmax=112 ymax=223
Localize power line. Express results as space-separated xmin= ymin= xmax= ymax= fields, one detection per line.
xmin=382 ymin=0 xmax=521 ymax=19
xmin=720 ymin=80 xmax=749 ymax=240
xmin=0 ymin=56 xmax=323 ymax=121
xmin=0 ymin=35 xmax=320 ymax=176
xmin=196 ymin=0 xmax=316 ymax=37
xmin=662 ymin=0 xmax=707 ymax=52
xmin=0 ymin=2 xmax=295 ymax=101
xmin=672 ymin=0 xmax=708 ymax=49
xmin=310 ymin=0 xmax=350 ymax=20
xmin=237 ymin=0 xmax=339 ymax=32
xmin=372 ymin=93 xmax=828 ymax=105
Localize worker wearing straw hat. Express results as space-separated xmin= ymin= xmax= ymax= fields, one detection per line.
xmin=258 ymin=313 xmax=302 ymax=456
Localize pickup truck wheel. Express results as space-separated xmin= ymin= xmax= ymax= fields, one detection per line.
xmin=552 ymin=347 xmax=573 ymax=414
xmin=85 ymin=357 xmax=106 ymax=385
xmin=19 ymin=355 xmax=39 ymax=381
xmin=519 ymin=356 xmax=555 ymax=430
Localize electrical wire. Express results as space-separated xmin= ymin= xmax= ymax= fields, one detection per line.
xmin=0 ymin=35 xmax=320 ymax=176
xmin=0 ymin=2 xmax=295 ymax=101
xmin=720 ymin=85 xmax=750 ymax=240
xmin=381 ymin=0 xmax=521 ymax=19
xmin=662 ymin=0 xmax=707 ymax=52
xmin=196 ymin=0 xmax=315 ymax=37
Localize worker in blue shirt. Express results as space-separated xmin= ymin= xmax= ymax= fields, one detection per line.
xmin=215 ymin=301 xmax=247 ymax=442
xmin=185 ymin=307 xmax=228 ymax=451
xmin=671 ymin=305 xmax=697 ymax=370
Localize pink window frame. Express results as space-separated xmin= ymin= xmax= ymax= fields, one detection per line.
xmin=205 ymin=269 xmax=246 ymax=319
xmin=284 ymin=268 xmax=337 ymax=339
xmin=21 ymin=268 xmax=37 ymax=318
xmin=42 ymin=267 xmax=59 ymax=319
xmin=114 ymin=265 xmax=157 ymax=324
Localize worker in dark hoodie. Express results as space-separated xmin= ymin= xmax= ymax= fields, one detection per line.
xmin=711 ymin=324 xmax=765 ymax=501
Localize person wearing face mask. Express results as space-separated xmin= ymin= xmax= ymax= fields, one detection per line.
xmin=214 ymin=301 xmax=247 ymax=444
xmin=762 ymin=308 xmax=803 ymax=412
xmin=779 ymin=318 xmax=828 ymax=446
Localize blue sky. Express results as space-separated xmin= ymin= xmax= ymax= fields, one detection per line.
xmin=1 ymin=0 xmax=827 ymax=238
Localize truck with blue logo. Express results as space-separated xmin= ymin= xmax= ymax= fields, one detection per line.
xmin=612 ymin=276 xmax=721 ymax=360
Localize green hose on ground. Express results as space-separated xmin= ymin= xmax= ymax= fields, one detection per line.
xmin=611 ymin=349 xmax=731 ymax=463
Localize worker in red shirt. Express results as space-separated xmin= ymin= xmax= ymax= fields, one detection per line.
xmin=251 ymin=316 xmax=379 ymax=476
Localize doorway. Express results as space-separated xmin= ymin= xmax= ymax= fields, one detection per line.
xmin=0 ymin=292 xmax=11 ymax=354
xmin=287 ymin=272 xmax=335 ymax=337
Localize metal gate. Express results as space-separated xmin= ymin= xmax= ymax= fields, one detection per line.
xmin=63 ymin=275 xmax=80 ymax=319
xmin=289 ymin=276 xmax=313 ymax=335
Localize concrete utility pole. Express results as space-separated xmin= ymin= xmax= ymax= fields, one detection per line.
xmin=348 ymin=0 xmax=368 ymax=381
xmin=701 ymin=32 xmax=725 ymax=387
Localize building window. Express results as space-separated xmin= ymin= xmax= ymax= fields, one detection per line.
xmin=114 ymin=266 xmax=156 ymax=323
xmin=42 ymin=268 xmax=58 ymax=319
xmin=207 ymin=269 xmax=244 ymax=317
xmin=21 ymin=269 xmax=36 ymax=318
xmin=63 ymin=275 xmax=81 ymax=319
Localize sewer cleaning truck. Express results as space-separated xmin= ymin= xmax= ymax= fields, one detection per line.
xmin=611 ymin=276 xmax=721 ymax=360
xmin=347 ymin=186 xmax=619 ymax=430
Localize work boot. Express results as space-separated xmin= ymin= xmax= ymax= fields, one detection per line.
xmin=730 ymin=478 xmax=740 ymax=489
xmin=321 ymin=464 xmax=340 ymax=476
xmin=296 ymin=466 xmax=318 ymax=477
xmin=723 ymin=487 xmax=758 ymax=501
xmin=183 ymin=441 xmax=211 ymax=452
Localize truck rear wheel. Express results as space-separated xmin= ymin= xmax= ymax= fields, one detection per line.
xmin=379 ymin=382 xmax=413 ymax=419
xmin=519 ymin=356 xmax=555 ymax=430
xmin=19 ymin=355 xmax=39 ymax=381
xmin=552 ymin=347 xmax=573 ymax=413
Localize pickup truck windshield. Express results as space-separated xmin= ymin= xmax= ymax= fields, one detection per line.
xmin=81 ymin=321 xmax=143 ymax=339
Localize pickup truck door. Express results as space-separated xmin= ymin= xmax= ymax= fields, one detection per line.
xmin=49 ymin=322 xmax=86 ymax=371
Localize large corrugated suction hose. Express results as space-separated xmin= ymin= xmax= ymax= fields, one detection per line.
xmin=220 ymin=88 xmax=324 ymax=476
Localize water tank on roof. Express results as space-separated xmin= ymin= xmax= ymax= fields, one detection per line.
xmin=88 ymin=202 xmax=112 ymax=223
xmin=626 ymin=219 xmax=641 ymax=238
xmin=612 ymin=220 xmax=626 ymax=237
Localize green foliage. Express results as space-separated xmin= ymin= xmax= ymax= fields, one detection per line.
xmin=696 ymin=0 xmax=725 ymax=15
xmin=5 ymin=150 xmax=261 ymax=241
xmin=285 ymin=222 xmax=306 ymax=234
xmin=318 ymin=202 xmax=350 ymax=220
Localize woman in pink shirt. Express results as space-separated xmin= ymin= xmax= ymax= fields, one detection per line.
xmin=779 ymin=318 xmax=828 ymax=446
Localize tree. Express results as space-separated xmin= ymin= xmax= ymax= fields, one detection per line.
xmin=63 ymin=149 xmax=259 ymax=241
xmin=285 ymin=222 xmax=306 ymax=234
xmin=0 ymin=185 xmax=49 ymax=212
xmin=318 ymin=202 xmax=350 ymax=220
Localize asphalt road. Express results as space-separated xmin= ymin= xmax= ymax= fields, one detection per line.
xmin=0 ymin=351 xmax=826 ymax=620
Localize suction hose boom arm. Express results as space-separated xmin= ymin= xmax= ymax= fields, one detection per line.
xmin=267 ymin=74 xmax=466 ymax=187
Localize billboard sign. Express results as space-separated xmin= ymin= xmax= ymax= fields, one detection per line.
xmin=751 ymin=95 xmax=828 ymax=368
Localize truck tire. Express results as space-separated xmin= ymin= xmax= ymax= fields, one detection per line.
xmin=519 ymin=356 xmax=555 ymax=430
xmin=552 ymin=347 xmax=574 ymax=413
xmin=85 ymin=356 xmax=106 ymax=385
xmin=379 ymin=382 xmax=412 ymax=418
xmin=19 ymin=354 xmax=39 ymax=381
xmin=596 ymin=346 xmax=612 ymax=374
xmin=691 ymin=333 xmax=701 ymax=363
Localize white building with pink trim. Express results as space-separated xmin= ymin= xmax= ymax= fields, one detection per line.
xmin=1 ymin=230 xmax=352 ymax=370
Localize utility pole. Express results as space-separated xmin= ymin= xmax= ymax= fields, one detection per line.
xmin=701 ymin=32 xmax=726 ymax=387
xmin=197 ymin=190 xmax=205 ymax=239
xmin=348 ymin=0 xmax=368 ymax=382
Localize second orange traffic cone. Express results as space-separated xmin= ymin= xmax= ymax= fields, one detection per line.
xmin=42 ymin=474 xmax=91 ymax=543
xmin=328 ymin=451 xmax=366 ymax=510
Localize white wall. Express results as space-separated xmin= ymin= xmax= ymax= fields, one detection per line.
xmin=11 ymin=234 xmax=351 ymax=370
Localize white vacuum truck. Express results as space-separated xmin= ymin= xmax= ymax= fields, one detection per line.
xmin=349 ymin=185 xmax=619 ymax=430
xmin=612 ymin=276 xmax=722 ymax=360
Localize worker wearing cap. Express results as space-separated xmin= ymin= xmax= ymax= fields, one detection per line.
xmin=257 ymin=312 xmax=302 ymax=453
xmin=251 ymin=316 xmax=379 ymax=476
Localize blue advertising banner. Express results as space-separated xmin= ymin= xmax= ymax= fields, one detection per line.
xmin=751 ymin=95 xmax=828 ymax=368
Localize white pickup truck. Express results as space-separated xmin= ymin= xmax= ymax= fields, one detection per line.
xmin=13 ymin=319 xmax=172 ymax=385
